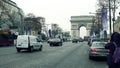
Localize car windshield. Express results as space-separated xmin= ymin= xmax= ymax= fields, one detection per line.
xmin=91 ymin=42 xmax=106 ymax=48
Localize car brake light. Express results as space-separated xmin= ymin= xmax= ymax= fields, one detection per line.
xmin=91 ymin=48 xmax=98 ymax=52
xmin=108 ymin=49 xmax=110 ymax=52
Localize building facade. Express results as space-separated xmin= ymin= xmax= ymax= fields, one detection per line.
xmin=114 ymin=16 xmax=120 ymax=33
xmin=0 ymin=0 xmax=24 ymax=34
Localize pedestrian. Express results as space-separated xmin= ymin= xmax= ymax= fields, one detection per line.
xmin=88 ymin=38 xmax=91 ymax=46
xmin=105 ymin=32 xmax=120 ymax=68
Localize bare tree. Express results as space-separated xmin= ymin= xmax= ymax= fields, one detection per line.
xmin=24 ymin=13 xmax=42 ymax=34
xmin=0 ymin=0 xmax=22 ymax=29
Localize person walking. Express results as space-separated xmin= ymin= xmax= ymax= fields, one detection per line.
xmin=105 ymin=32 xmax=120 ymax=68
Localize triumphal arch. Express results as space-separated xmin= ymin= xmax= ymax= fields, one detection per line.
xmin=70 ymin=15 xmax=94 ymax=39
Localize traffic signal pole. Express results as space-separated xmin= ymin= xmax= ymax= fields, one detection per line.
xmin=113 ymin=0 xmax=116 ymax=33
xmin=109 ymin=0 xmax=112 ymax=36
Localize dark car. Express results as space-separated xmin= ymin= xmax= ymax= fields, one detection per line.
xmin=47 ymin=38 xmax=63 ymax=46
xmin=72 ymin=39 xmax=79 ymax=43
xmin=89 ymin=41 xmax=109 ymax=59
xmin=84 ymin=36 xmax=90 ymax=41
xmin=78 ymin=38 xmax=84 ymax=42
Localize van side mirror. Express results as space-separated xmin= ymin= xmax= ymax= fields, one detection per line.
xmin=36 ymin=38 xmax=41 ymax=42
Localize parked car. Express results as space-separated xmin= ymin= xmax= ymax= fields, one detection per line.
xmin=89 ymin=41 xmax=109 ymax=59
xmin=16 ymin=35 xmax=43 ymax=52
xmin=47 ymin=38 xmax=63 ymax=46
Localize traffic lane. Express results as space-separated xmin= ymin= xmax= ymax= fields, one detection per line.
xmin=0 ymin=42 xmax=107 ymax=68
xmin=37 ymin=42 xmax=107 ymax=68
xmin=0 ymin=46 xmax=16 ymax=55
xmin=0 ymin=42 xmax=82 ymax=68
xmin=23 ymin=42 xmax=84 ymax=68
xmin=46 ymin=42 xmax=107 ymax=68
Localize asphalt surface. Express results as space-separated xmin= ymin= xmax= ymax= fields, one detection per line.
xmin=0 ymin=42 xmax=108 ymax=68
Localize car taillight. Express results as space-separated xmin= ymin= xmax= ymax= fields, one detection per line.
xmin=108 ymin=49 xmax=110 ymax=52
xmin=91 ymin=48 xmax=98 ymax=52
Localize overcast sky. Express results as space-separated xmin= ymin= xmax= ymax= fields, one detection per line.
xmin=12 ymin=0 xmax=97 ymax=31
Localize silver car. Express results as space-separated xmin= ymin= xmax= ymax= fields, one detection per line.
xmin=89 ymin=41 xmax=109 ymax=59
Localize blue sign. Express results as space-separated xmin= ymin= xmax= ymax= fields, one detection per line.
xmin=101 ymin=8 xmax=108 ymax=30
xmin=103 ymin=30 xmax=107 ymax=38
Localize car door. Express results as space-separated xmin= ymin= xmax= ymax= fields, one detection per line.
xmin=35 ymin=38 xmax=42 ymax=50
xmin=30 ymin=37 xmax=39 ymax=50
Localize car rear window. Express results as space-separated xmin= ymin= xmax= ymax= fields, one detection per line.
xmin=92 ymin=42 xmax=105 ymax=47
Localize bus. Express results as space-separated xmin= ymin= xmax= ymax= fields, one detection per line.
xmin=0 ymin=30 xmax=17 ymax=46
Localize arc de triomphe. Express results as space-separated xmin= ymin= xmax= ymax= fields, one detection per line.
xmin=70 ymin=15 xmax=94 ymax=39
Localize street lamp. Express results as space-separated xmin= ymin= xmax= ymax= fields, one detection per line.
xmin=109 ymin=0 xmax=112 ymax=36
xmin=111 ymin=0 xmax=116 ymax=33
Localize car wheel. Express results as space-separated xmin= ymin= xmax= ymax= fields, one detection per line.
xmin=29 ymin=46 xmax=33 ymax=52
xmin=50 ymin=43 xmax=53 ymax=46
xmin=89 ymin=56 xmax=93 ymax=59
xmin=61 ymin=43 xmax=63 ymax=46
xmin=39 ymin=45 xmax=42 ymax=51
xmin=17 ymin=48 xmax=21 ymax=52
xmin=59 ymin=42 xmax=62 ymax=46
xmin=58 ymin=43 xmax=60 ymax=46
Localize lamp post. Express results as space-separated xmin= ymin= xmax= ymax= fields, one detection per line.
xmin=112 ymin=0 xmax=116 ymax=33
xmin=109 ymin=0 xmax=112 ymax=36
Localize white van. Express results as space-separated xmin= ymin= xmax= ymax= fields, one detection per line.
xmin=16 ymin=35 xmax=43 ymax=52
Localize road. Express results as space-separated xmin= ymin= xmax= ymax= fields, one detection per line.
xmin=0 ymin=42 xmax=108 ymax=68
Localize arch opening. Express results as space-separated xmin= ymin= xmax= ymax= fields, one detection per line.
xmin=79 ymin=26 xmax=87 ymax=39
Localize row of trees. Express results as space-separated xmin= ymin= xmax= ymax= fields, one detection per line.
xmin=0 ymin=0 xmax=23 ymax=30
xmin=0 ymin=0 xmax=43 ymax=35
xmin=24 ymin=13 xmax=42 ymax=35
xmin=90 ymin=0 xmax=120 ymax=37
xmin=0 ymin=0 xmax=70 ymax=40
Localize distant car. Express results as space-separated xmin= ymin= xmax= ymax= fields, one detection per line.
xmin=84 ymin=36 xmax=90 ymax=41
xmin=47 ymin=38 xmax=63 ymax=46
xmin=89 ymin=41 xmax=109 ymax=59
xmin=92 ymin=38 xmax=101 ymax=42
xmin=16 ymin=35 xmax=43 ymax=52
xmin=72 ymin=39 xmax=78 ymax=43
xmin=78 ymin=38 xmax=84 ymax=42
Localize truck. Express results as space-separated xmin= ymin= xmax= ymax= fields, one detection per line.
xmin=0 ymin=30 xmax=17 ymax=46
